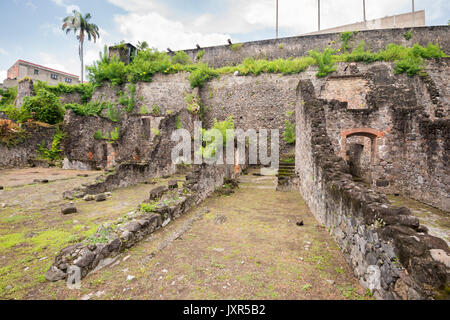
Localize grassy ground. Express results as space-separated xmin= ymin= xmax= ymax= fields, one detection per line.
xmin=0 ymin=168 xmax=185 ymax=299
xmin=0 ymin=169 xmax=374 ymax=300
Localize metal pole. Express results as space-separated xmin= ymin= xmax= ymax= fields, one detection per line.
xmin=363 ymin=0 xmax=366 ymax=22
xmin=276 ymin=0 xmax=279 ymax=38
xmin=412 ymin=0 xmax=415 ymax=27
xmin=318 ymin=0 xmax=321 ymax=31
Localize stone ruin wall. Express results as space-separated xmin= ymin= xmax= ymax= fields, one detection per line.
xmin=182 ymin=26 xmax=450 ymax=68
xmin=0 ymin=123 xmax=57 ymax=168
xmin=314 ymin=60 xmax=449 ymax=212
xmin=295 ymin=78 xmax=449 ymax=300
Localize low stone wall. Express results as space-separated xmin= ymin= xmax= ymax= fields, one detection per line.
xmin=295 ymin=79 xmax=449 ymax=300
xmin=46 ymin=164 xmax=236 ymax=282
xmin=0 ymin=122 xmax=57 ymax=169
xmin=183 ymin=26 xmax=450 ymax=68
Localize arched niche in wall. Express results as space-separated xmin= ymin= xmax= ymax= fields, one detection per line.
xmin=340 ymin=128 xmax=383 ymax=166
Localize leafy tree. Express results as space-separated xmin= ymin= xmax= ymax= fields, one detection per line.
xmin=62 ymin=10 xmax=100 ymax=83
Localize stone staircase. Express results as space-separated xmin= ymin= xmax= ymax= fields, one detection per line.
xmin=277 ymin=160 xmax=296 ymax=190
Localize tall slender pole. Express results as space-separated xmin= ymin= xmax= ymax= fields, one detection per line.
xmin=412 ymin=0 xmax=415 ymax=27
xmin=363 ymin=0 xmax=366 ymax=22
xmin=276 ymin=0 xmax=279 ymax=38
xmin=318 ymin=0 xmax=321 ymax=31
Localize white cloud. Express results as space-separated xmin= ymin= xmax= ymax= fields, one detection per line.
xmin=108 ymin=0 xmax=450 ymax=47
xmin=0 ymin=48 xmax=7 ymax=56
xmin=114 ymin=12 xmax=230 ymax=50
xmin=51 ymin=0 xmax=80 ymax=14
xmin=0 ymin=70 xmax=7 ymax=82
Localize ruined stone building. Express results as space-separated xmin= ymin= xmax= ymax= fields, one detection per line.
xmin=0 ymin=26 xmax=449 ymax=300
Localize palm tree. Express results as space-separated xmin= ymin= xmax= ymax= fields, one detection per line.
xmin=62 ymin=10 xmax=100 ymax=83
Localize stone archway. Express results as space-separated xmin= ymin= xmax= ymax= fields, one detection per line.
xmin=341 ymin=128 xmax=383 ymax=166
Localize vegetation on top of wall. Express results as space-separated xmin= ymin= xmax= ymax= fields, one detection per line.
xmin=21 ymin=89 xmax=65 ymax=125
xmin=216 ymin=56 xmax=316 ymax=76
xmin=340 ymin=31 xmax=357 ymax=52
xmin=33 ymin=81 xmax=96 ymax=104
xmin=336 ymin=42 xmax=447 ymax=76
xmin=171 ymin=51 xmax=192 ymax=65
xmin=309 ymin=48 xmax=337 ymax=77
xmin=86 ymin=39 xmax=447 ymax=91
xmin=229 ymin=43 xmax=243 ymax=52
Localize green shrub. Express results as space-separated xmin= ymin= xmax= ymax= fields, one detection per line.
xmin=34 ymin=81 xmax=95 ymax=104
xmin=229 ymin=43 xmax=243 ymax=52
xmin=309 ymin=48 xmax=337 ymax=77
xmin=93 ymin=130 xmax=104 ymax=140
xmin=87 ymin=48 xmax=128 ymax=86
xmin=64 ymin=101 xmax=109 ymax=116
xmin=151 ymin=104 xmax=161 ymax=116
xmin=22 ymin=89 xmax=64 ymax=124
xmin=196 ymin=50 xmax=205 ymax=61
xmin=171 ymin=51 xmax=192 ymax=65
xmin=283 ymin=120 xmax=296 ymax=144
xmin=37 ymin=131 xmax=65 ymax=161
xmin=176 ymin=116 xmax=182 ymax=129
xmin=404 ymin=29 xmax=413 ymax=40
xmin=0 ymin=87 xmax=17 ymax=106
xmin=0 ymin=105 xmax=32 ymax=123
xmin=188 ymin=63 xmax=219 ymax=88
xmin=139 ymin=106 xmax=148 ymax=115
xmin=117 ymin=83 xmax=136 ymax=113
xmin=110 ymin=127 xmax=120 ymax=141
xmin=152 ymin=128 xmax=161 ymax=136
xmin=106 ymin=104 xmax=120 ymax=122
xmin=340 ymin=31 xmax=357 ymax=51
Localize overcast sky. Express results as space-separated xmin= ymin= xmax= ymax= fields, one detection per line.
xmin=0 ymin=0 xmax=449 ymax=81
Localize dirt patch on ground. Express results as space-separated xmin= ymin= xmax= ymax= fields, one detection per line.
xmin=13 ymin=170 xmax=372 ymax=300
xmin=0 ymin=168 xmax=185 ymax=299
xmin=0 ymin=168 xmax=100 ymax=188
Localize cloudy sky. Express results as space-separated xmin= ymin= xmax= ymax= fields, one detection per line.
xmin=0 ymin=0 xmax=448 ymax=81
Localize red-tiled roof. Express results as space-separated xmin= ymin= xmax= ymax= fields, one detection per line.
xmin=16 ymin=60 xmax=79 ymax=78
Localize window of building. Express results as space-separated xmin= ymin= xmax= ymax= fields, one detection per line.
xmin=65 ymin=78 xmax=72 ymax=83
xmin=34 ymin=69 xmax=39 ymax=75
xmin=50 ymin=74 xmax=59 ymax=80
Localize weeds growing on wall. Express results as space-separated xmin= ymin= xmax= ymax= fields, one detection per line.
xmin=340 ymin=31 xmax=357 ymax=52
xmin=282 ymin=120 xmax=296 ymax=145
xmin=229 ymin=43 xmax=243 ymax=52
xmin=117 ymin=83 xmax=136 ymax=113
xmin=86 ymin=39 xmax=447 ymax=91
xmin=93 ymin=127 xmax=120 ymax=142
xmin=33 ymin=81 xmax=96 ymax=104
xmin=309 ymin=48 xmax=337 ymax=77
xmin=37 ymin=130 xmax=65 ymax=161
